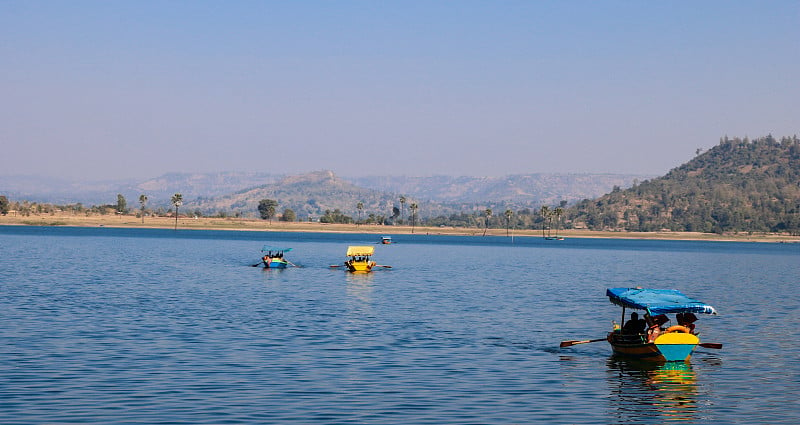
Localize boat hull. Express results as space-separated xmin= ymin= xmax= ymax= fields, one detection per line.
xmin=608 ymin=332 xmax=698 ymax=362
xmin=263 ymin=259 xmax=289 ymax=269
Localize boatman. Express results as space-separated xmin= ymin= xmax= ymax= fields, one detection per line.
xmin=622 ymin=312 xmax=647 ymax=335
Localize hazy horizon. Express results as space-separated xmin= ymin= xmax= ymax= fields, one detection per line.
xmin=2 ymin=1 xmax=797 ymax=180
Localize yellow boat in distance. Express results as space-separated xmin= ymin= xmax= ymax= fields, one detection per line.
xmin=345 ymin=245 xmax=376 ymax=273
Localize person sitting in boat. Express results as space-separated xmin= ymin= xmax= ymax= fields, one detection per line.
xmin=644 ymin=313 xmax=669 ymax=342
xmin=622 ymin=312 xmax=647 ymax=335
xmin=676 ymin=312 xmax=698 ymax=334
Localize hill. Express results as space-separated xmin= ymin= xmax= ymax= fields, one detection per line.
xmin=182 ymin=171 xmax=649 ymax=221
xmin=347 ymin=173 xmax=649 ymax=205
xmin=187 ymin=171 xmax=398 ymax=221
xmin=569 ymin=135 xmax=800 ymax=234
xmin=0 ymin=172 xmax=282 ymax=207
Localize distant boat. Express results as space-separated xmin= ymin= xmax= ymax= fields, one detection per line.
xmin=544 ymin=236 xmax=565 ymax=241
xmin=259 ymin=245 xmax=292 ymax=269
xmin=380 ymin=236 xmax=393 ymax=244
xmin=343 ymin=245 xmax=376 ymax=273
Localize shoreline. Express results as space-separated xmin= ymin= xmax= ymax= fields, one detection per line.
xmin=2 ymin=212 xmax=799 ymax=243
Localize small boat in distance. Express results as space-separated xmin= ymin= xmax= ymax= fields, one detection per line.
xmin=259 ymin=245 xmax=292 ymax=269
xmin=380 ymin=236 xmax=393 ymax=244
xmin=605 ymin=287 xmax=718 ymax=361
xmin=343 ymin=245 xmax=376 ymax=273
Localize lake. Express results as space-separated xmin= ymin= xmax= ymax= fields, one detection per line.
xmin=1 ymin=226 xmax=799 ymax=424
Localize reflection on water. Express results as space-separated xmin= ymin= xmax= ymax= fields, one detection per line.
xmin=345 ymin=272 xmax=375 ymax=315
xmin=607 ymin=359 xmax=698 ymax=423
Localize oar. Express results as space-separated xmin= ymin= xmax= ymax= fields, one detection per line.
xmin=286 ymin=260 xmax=300 ymax=268
xmin=376 ymin=265 xmax=392 ymax=268
xmin=560 ymin=338 xmax=606 ymax=348
xmin=698 ymin=342 xmax=723 ymax=349
xmin=329 ymin=265 xmax=342 ymax=268
xmin=251 ymin=261 xmax=264 ymax=267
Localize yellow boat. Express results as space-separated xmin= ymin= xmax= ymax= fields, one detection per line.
xmin=344 ymin=245 xmax=376 ymax=273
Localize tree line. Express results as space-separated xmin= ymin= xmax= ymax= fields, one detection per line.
xmin=4 ymin=135 xmax=798 ymax=235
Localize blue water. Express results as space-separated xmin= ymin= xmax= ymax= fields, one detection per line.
xmin=1 ymin=226 xmax=799 ymax=424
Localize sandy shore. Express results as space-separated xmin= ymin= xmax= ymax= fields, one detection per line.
xmin=2 ymin=212 xmax=799 ymax=243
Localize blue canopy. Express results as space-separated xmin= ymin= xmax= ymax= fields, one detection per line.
xmin=607 ymin=287 xmax=717 ymax=315
xmin=261 ymin=245 xmax=292 ymax=253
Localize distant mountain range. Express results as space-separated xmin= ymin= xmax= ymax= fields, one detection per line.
xmin=0 ymin=170 xmax=650 ymax=218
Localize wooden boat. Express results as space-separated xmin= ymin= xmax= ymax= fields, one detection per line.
xmin=380 ymin=236 xmax=393 ymax=244
xmin=260 ymin=245 xmax=292 ymax=269
xmin=344 ymin=245 xmax=376 ymax=273
xmin=605 ymin=287 xmax=718 ymax=362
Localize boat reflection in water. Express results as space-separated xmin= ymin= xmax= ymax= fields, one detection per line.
xmin=606 ymin=358 xmax=698 ymax=423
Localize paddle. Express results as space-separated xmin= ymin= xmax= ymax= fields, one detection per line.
xmin=376 ymin=265 xmax=392 ymax=268
xmin=286 ymin=260 xmax=300 ymax=268
xmin=329 ymin=265 xmax=342 ymax=268
xmin=251 ymin=261 xmax=264 ymax=267
xmin=560 ymin=338 xmax=606 ymax=348
xmin=698 ymin=342 xmax=723 ymax=349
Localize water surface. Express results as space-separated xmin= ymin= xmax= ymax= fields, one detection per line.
xmin=1 ymin=226 xmax=799 ymax=423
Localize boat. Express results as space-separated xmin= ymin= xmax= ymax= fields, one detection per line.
xmin=344 ymin=245 xmax=376 ymax=273
xmin=380 ymin=236 xmax=393 ymax=244
xmin=544 ymin=236 xmax=565 ymax=241
xmin=605 ymin=287 xmax=718 ymax=362
xmin=260 ymin=245 xmax=292 ymax=269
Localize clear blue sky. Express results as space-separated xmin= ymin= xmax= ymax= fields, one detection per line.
xmin=2 ymin=1 xmax=797 ymax=180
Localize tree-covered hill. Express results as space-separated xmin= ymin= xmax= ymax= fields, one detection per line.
xmin=569 ymin=135 xmax=800 ymax=234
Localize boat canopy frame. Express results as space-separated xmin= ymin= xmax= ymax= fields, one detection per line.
xmin=607 ymin=287 xmax=717 ymax=316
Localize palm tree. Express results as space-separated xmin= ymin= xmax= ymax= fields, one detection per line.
xmin=483 ymin=208 xmax=492 ymax=236
xmin=399 ymin=195 xmax=407 ymax=225
xmin=356 ymin=202 xmax=364 ymax=226
xmin=553 ymin=207 xmax=564 ymax=237
xmin=505 ymin=209 xmax=513 ymax=236
xmin=410 ymin=203 xmax=418 ymax=233
xmin=138 ymin=194 xmax=148 ymax=224
xmin=171 ymin=193 xmax=183 ymax=230
xmin=540 ymin=205 xmax=551 ymax=238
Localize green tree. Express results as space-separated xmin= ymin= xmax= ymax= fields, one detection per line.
xmin=553 ymin=207 xmax=564 ymax=236
xmin=171 ymin=193 xmax=183 ymax=230
xmin=540 ymin=206 xmax=550 ymax=238
xmin=483 ymin=208 xmax=492 ymax=236
xmin=410 ymin=203 xmax=419 ymax=233
xmin=138 ymin=194 xmax=148 ymax=224
xmin=258 ymin=199 xmax=278 ymax=222
xmin=0 ymin=195 xmax=9 ymax=215
xmin=399 ymin=195 xmax=407 ymax=225
xmin=357 ymin=202 xmax=364 ymax=225
xmin=281 ymin=208 xmax=296 ymax=222
xmin=505 ymin=209 xmax=513 ymax=236
xmin=116 ymin=194 xmax=127 ymax=214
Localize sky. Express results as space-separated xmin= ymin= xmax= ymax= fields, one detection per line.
xmin=2 ymin=1 xmax=798 ymax=181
